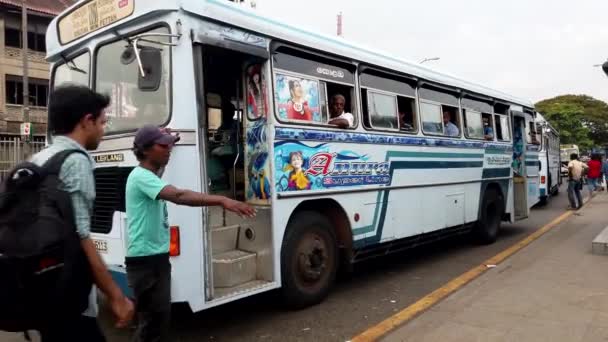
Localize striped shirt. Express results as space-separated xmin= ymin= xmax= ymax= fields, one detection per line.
xmin=30 ymin=135 xmax=98 ymax=317
xmin=30 ymin=136 xmax=96 ymax=239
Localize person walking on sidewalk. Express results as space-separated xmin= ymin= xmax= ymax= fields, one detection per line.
xmin=125 ymin=125 xmax=256 ymax=342
xmin=31 ymin=85 xmax=134 ymax=341
xmin=587 ymin=154 xmax=602 ymax=194
xmin=602 ymin=156 xmax=608 ymax=192
xmin=567 ymin=153 xmax=588 ymax=210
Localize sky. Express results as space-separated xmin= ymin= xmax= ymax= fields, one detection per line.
xmin=251 ymin=0 xmax=608 ymax=104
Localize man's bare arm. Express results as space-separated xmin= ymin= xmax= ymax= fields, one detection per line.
xmin=158 ymin=185 xmax=256 ymax=217
xmin=328 ymin=117 xmax=349 ymax=128
xmin=81 ymin=238 xmax=133 ymax=327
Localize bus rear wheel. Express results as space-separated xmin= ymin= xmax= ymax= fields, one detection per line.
xmin=473 ymin=188 xmax=504 ymax=244
xmin=280 ymin=211 xmax=338 ymax=309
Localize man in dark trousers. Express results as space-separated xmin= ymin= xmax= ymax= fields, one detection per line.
xmin=126 ymin=125 xmax=256 ymax=342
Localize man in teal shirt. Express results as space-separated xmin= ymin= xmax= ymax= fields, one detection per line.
xmin=126 ymin=125 xmax=255 ymax=342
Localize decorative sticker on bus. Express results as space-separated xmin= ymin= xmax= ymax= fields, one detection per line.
xmin=274 ymin=74 xmax=324 ymax=123
xmin=58 ymin=0 xmax=135 ymax=45
xmin=274 ymin=141 xmax=391 ymax=192
xmin=246 ymin=122 xmax=271 ymax=202
xmin=246 ymin=64 xmax=268 ymax=119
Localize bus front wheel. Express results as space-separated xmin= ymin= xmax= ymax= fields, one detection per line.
xmin=280 ymin=211 xmax=338 ymax=309
xmin=473 ymin=189 xmax=504 ymax=244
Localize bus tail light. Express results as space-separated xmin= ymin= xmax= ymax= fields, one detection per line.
xmin=170 ymin=226 xmax=180 ymax=257
xmin=541 ymin=176 xmax=546 ymax=184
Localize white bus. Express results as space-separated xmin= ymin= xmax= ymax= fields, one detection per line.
xmin=47 ymin=0 xmax=540 ymax=311
xmin=536 ymin=113 xmax=561 ymax=204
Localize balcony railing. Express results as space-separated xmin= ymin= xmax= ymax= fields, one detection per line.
xmin=4 ymin=46 xmax=47 ymax=64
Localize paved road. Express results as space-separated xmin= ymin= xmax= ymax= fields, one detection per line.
xmin=2 ymin=184 xmax=573 ymax=342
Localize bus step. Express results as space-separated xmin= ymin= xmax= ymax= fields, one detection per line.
xmin=213 ymin=279 xmax=270 ymax=300
xmin=213 ymin=249 xmax=257 ymax=288
xmin=211 ymin=225 xmax=240 ymax=254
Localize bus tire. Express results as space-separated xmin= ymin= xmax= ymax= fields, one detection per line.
xmin=280 ymin=211 xmax=338 ymax=309
xmin=474 ymin=189 xmax=504 ymax=244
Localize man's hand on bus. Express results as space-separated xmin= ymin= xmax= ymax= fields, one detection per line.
xmin=221 ymin=197 xmax=257 ymax=218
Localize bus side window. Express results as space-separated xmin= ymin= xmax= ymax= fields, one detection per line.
xmin=397 ymin=96 xmax=416 ymax=132
xmin=326 ymin=82 xmax=356 ymax=127
xmin=420 ymin=102 xmax=443 ymax=134
xmin=274 ymin=73 xmax=320 ymax=123
xmin=441 ymin=105 xmax=461 ymax=137
xmin=527 ymin=121 xmax=540 ymax=145
xmin=358 ymin=70 xmax=417 ymax=133
xmin=463 ymin=109 xmax=484 ymax=139
xmin=495 ymin=115 xmax=511 ymax=141
xmin=364 ymin=90 xmax=398 ymax=130
xmin=482 ymin=113 xmax=495 ymax=141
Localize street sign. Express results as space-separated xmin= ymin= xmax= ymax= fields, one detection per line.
xmin=20 ymin=122 xmax=31 ymax=136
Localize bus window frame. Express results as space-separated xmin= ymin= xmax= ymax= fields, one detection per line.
xmin=50 ymin=50 xmax=91 ymax=89
xmin=272 ymin=68 xmax=358 ymax=129
xmin=92 ymin=23 xmax=173 ymax=136
xmin=494 ymin=113 xmax=512 ymax=142
xmin=462 ymin=108 xmax=485 ymax=141
xmin=419 ymin=98 xmax=463 ymax=139
xmin=358 ymin=69 xmax=419 ymax=134
xmin=362 ymin=88 xmax=400 ymax=132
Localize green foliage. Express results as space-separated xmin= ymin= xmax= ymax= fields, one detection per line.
xmin=535 ymin=95 xmax=608 ymax=151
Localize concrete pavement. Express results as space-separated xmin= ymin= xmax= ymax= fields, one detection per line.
xmin=383 ymin=192 xmax=608 ymax=342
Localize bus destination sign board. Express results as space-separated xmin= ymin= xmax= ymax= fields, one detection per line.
xmin=58 ymin=0 xmax=135 ymax=45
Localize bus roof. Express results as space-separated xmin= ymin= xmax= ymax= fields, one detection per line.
xmin=47 ymin=0 xmax=534 ymax=108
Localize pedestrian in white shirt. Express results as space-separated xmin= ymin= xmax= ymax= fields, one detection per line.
xmin=328 ymin=94 xmax=354 ymax=128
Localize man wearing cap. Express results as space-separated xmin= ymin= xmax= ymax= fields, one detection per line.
xmin=125 ymin=125 xmax=256 ymax=342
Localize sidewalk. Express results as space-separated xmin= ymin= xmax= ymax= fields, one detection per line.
xmin=384 ymin=193 xmax=608 ymax=342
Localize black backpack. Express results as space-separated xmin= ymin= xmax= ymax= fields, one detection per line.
xmin=0 ymin=149 xmax=94 ymax=332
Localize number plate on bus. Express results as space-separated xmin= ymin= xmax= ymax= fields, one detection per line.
xmin=93 ymin=239 xmax=108 ymax=253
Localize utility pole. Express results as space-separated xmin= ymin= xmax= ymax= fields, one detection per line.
xmin=337 ymin=12 xmax=343 ymax=37
xmin=21 ymin=0 xmax=30 ymax=157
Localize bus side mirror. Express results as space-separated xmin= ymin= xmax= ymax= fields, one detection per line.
xmin=120 ymin=45 xmax=163 ymax=91
xmin=137 ymin=47 xmax=162 ymax=91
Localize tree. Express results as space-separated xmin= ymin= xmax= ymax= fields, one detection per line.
xmin=535 ymin=95 xmax=608 ymax=151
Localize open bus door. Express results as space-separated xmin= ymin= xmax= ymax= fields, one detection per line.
xmin=194 ymin=40 xmax=275 ymax=305
xmin=512 ymin=113 xmax=529 ymax=220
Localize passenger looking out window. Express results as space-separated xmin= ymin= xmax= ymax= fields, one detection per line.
xmin=483 ymin=114 xmax=494 ymax=141
xmin=328 ymin=94 xmax=354 ymax=128
xmin=398 ymin=97 xmax=416 ymax=132
xmin=443 ymin=110 xmax=459 ymax=137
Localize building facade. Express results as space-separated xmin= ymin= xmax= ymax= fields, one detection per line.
xmin=0 ymin=0 xmax=74 ymax=138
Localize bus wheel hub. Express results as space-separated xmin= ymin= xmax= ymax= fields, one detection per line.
xmin=297 ymin=236 xmax=327 ymax=282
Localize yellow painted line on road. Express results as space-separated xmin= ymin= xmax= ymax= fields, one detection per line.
xmin=351 ymin=205 xmax=580 ymax=342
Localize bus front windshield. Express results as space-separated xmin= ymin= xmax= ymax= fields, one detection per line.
xmin=53 ymin=52 xmax=90 ymax=88
xmin=95 ymin=27 xmax=171 ymax=134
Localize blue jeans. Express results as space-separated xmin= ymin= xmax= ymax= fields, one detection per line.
xmin=568 ymin=180 xmax=583 ymax=209
xmin=587 ymin=177 xmax=599 ymax=193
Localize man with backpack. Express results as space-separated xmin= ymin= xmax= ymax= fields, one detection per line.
xmin=24 ymin=85 xmax=134 ymax=340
